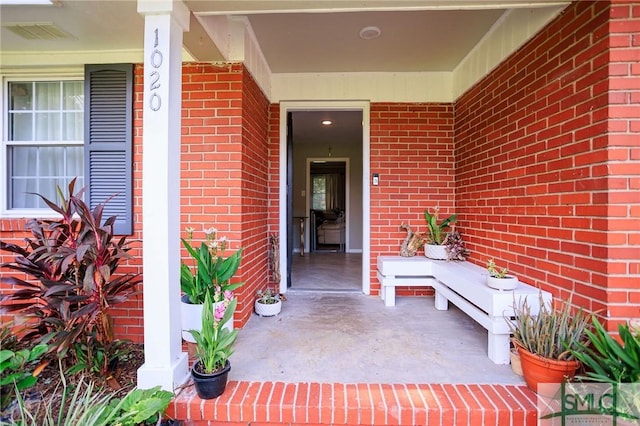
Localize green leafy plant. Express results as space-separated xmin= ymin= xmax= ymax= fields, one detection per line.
xmin=570 ymin=318 xmax=640 ymax=419
xmin=0 ymin=343 xmax=48 ymax=410
xmin=423 ymin=208 xmax=456 ymax=245
xmin=256 ymin=288 xmax=280 ymax=305
xmin=66 ymin=337 xmax=130 ymax=376
xmin=180 ymin=226 xmax=243 ymax=304
xmin=0 ymin=178 xmax=141 ymax=376
xmin=573 ymin=317 xmax=640 ymax=383
xmin=509 ymin=295 xmax=590 ymax=360
xmin=9 ymin=370 xmax=173 ymax=426
xmin=98 ymin=386 xmax=174 ymax=426
xmin=487 ymin=259 xmax=508 ymax=278
xmin=189 ymin=291 xmax=238 ymax=374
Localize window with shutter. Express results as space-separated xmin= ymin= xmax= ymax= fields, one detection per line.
xmin=84 ymin=64 xmax=133 ymax=235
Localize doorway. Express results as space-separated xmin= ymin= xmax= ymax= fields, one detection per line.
xmin=278 ymin=101 xmax=370 ymax=294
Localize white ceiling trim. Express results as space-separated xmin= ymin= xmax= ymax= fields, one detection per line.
xmin=271 ymin=71 xmax=452 ymax=103
xmin=192 ymin=1 xmax=571 ymax=15
xmin=453 ymin=4 xmax=567 ymax=99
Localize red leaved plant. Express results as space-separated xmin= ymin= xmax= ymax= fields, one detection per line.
xmin=0 ymin=178 xmax=140 ymax=376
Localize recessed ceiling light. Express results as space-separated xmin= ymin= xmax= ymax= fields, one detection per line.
xmin=359 ymin=26 xmax=381 ymax=40
xmin=321 ymin=120 xmax=332 ymax=126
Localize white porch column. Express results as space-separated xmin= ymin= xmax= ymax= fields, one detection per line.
xmin=136 ymin=0 xmax=190 ymax=391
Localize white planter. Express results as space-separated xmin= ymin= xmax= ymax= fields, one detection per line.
xmin=486 ymin=275 xmax=519 ymax=291
xmin=180 ymin=295 xmax=233 ymax=342
xmin=254 ymin=299 xmax=282 ymax=317
xmin=424 ymin=244 xmax=448 ymax=260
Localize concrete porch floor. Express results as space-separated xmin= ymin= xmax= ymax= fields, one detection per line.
xmin=230 ymin=292 xmax=524 ymax=385
xmin=167 ymin=292 xmax=538 ymax=425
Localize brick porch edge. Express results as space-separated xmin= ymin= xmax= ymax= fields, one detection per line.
xmin=166 ymin=381 xmax=539 ymax=425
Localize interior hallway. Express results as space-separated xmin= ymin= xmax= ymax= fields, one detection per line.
xmin=290 ymin=252 xmax=362 ymax=292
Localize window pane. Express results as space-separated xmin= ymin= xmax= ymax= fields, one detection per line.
xmin=9 ymin=82 xmax=32 ymax=110
xmin=39 ymin=146 xmax=65 ymax=176
xmin=66 ymin=146 xmax=84 ymax=176
xmin=62 ymin=112 xmax=83 ymax=140
xmin=10 ymin=178 xmax=39 ymax=208
xmin=9 ymin=112 xmax=33 ymax=141
xmin=312 ymin=175 xmax=326 ymax=210
xmin=63 ymin=81 xmax=83 ymax=110
xmin=34 ymin=112 xmax=61 ymax=140
xmin=35 ymin=82 xmax=60 ymax=110
xmin=11 ymin=146 xmax=38 ymax=176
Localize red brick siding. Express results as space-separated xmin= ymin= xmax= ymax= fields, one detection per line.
xmin=237 ymin=67 xmax=271 ymax=325
xmin=606 ymin=0 xmax=640 ymax=324
xmin=369 ymin=103 xmax=455 ymax=296
xmin=179 ymin=63 xmax=269 ymax=327
xmin=455 ymin=1 xmax=640 ymax=325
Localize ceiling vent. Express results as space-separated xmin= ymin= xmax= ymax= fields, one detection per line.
xmin=3 ymin=22 xmax=72 ymax=40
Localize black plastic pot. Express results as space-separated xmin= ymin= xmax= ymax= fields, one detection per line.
xmin=191 ymin=360 xmax=231 ymax=399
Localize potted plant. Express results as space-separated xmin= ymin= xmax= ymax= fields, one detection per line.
xmin=509 ymin=295 xmax=590 ymax=396
xmin=423 ymin=207 xmax=457 ymax=260
xmin=254 ymin=288 xmax=282 ymax=317
xmin=189 ymin=290 xmax=238 ymax=399
xmin=180 ymin=226 xmax=243 ymax=342
xmin=486 ymin=259 xmax=518 ymax=290
xmin=441 ymin=229 xmax=470 ymax=261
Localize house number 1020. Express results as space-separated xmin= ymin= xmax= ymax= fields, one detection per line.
xmin=149 ymin=28 xmax=163 ymax=111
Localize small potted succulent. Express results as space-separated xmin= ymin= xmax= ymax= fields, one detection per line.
xmin=189 ymin=290 xmax=238 ymax=399
xmin=254 ymin=288 xmax=282 ymax=317
xmin=486 ymin=258 xmax=518 ymax=290
xmin=423 ymin=207 xmax=457 ymax=260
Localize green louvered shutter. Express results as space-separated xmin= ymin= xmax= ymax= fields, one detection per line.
xmin=84 ymin=64 xmax=133 ymax=235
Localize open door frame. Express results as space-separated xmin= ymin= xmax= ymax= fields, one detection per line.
xmin=306 ymin=157 xmax=350 ymax=253
xmin=278 ymin=101 xmax=371 ymax=295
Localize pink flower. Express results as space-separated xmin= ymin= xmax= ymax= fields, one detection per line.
xmin=214 ymin=303 xmax=226 ymax=322
xmin=224 ymin=290 xmax=234 ymax=302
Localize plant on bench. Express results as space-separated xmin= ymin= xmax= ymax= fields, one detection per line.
xmin=423 ymin=207 xmax=469 ymax=261
xmin=486 ymin=259 xmax=518 ymax=290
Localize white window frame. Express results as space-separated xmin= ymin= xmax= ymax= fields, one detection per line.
xmin=1 ymin=74 xmax=84 ymax=218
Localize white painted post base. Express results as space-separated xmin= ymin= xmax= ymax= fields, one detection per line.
xmin=137 ymin=353 xmax=190 ymax=392
xmin=488 ymin=332 xmax=511 ymax=365
xmin=382 ymin=285 xmax=395 ymax=307
xmin=434 ymin=290 xmax=448 ymax=310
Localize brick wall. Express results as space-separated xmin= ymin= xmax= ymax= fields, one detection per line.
xmin=369 ymin=103 xmax=455 ymax=297
xmin=455 ymin=1 xmax=640 ymax=326
xmin=606 ymin=0 xmax=640 ymax=322
xmin=178 ymin=63 xmax=270 ymax=327
xmin=237 ymin=68 xmax=271 ymax=325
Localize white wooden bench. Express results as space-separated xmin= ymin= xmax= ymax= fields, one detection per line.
xmin=376 ymin=256 xmax=436 ymax=307
xmin=377 ymin=255 xmax=552 ymax=364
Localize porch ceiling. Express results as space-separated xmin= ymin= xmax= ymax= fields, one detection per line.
xmin=1 ymin=1 xmax=570 ymax=73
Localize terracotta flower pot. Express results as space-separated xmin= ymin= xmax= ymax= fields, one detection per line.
xmin=517 ymin=345 xmax=579 ymax=397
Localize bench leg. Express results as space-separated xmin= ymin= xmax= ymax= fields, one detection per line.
xmin=383 ymin=286 xmax=396 ymax=307
xmin=434 ymin=290 xmax=448 ymax=310
xmin=487 ymin=332 xmax=510 ymax=364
